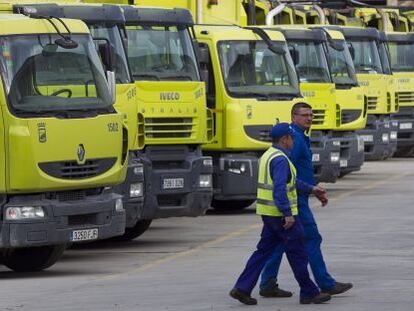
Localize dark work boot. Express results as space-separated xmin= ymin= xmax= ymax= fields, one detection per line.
xmin=321 ymin=282 xmax=353 ymax=295
xmin=229 ymin=288 xmax=258 ymax=305
xmin=300 ymin=292 xmax=331 ymax=304
xmin=259 ymin=279 xmax=293 ymax=298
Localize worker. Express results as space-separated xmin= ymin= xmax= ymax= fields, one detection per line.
xmin=259 ymin=103 xmax=353 ymax=298
xmin=229 ymin=122 xmax=331 ymax=305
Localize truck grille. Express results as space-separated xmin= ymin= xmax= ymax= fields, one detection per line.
xmin=144 ymin=118 xmax=194 ymax=139
xmin=396 ymin=92 xmax=414 ymax=104
xmin=39 ymin=158 xmax=116 ymax=180
xmin=366 ymin=96 xmax=378 ymax=111
xmin=312 ymin=110 xmax=326 ymax=125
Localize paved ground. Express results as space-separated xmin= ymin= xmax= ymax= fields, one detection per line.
xmin=1 ymin=159 xmax=414 ymax=311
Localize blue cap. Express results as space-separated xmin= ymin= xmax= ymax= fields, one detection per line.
xmin=271 ymin=123 xmax=294 ymax=139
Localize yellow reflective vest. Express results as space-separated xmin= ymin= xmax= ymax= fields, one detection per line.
xmin=256 ymin=147 xmax=298 ymax=217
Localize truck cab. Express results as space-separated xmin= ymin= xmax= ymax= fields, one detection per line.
xmin=195 ymin=25 xmax=302 ymax=209
xmin=0 ymin=13 xmax=127 ymax=271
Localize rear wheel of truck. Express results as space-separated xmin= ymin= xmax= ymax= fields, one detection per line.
xmin=1 ymin=244 xmax=66 ymax=272
xmin=115 ymin=220 xmax=153 ymax=241
xmin=212 ymin=199 xmax=255 ymax=210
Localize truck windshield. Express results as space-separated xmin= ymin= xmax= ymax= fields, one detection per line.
xmin=327 ymin=40 xmax=358 ymax=86
xmin=89 ymin=25 xmax=131 ymax=83
xmin=288 ymin=40 xmax=331 ymax=83
xmin=387 ymin=41 xmax=414 ymax=72
xmin=125 ymin=25 xmax=200 ymax=81
xmin=0 ymin=34 xmax=112 ymax=116
xmin=378 ymin=41 xmax=392 ymax=75
xmin=347 ymin=39 xmax=383 ymax=74
xmin=218 ymin=41 xmax=299 ymax=99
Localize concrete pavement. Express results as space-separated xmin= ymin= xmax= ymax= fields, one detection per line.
xmin=1 ymin=159 xmax=414 ymax=311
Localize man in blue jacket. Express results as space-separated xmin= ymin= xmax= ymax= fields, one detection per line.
xmin=259 ymin=102 xmax=353 ymax=297
xmin=229 ymin=123 xmax=331 ymax=305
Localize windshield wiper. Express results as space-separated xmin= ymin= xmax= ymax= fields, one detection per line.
xmin=132 ymin=74 xmax=160 ymax=81
xmin=233 ymin=91 xmax=270 ymax=99
xmin=161 ymin=75 xmax=193 ymax=81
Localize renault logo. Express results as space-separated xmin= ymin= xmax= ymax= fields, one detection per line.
xmin=77 ymin=144 xmax=85 ymax=163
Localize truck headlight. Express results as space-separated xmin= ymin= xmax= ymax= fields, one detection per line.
xmin=390 ymin=131 xmax=398 ymax=141
xmin=130 ymin=183 xmax=143 ymax=198
xmin=382 ymin=133 xmax=389 ymax=142
xmin=332 ymin=140 xmax=341 ymax=147
xmin=225 ymin=160 xmax=248 ymax=174
xmin=203 ymin=158 xmax=213 ymax=167
xmin=115 ymin=198 xmax=124 ymax=212
xmin=330 ymin=152 xmax=340 ymax=163
xmin=5 ymin=206 xmax=45 ymax=220
xmin=384 ymin=121 xmax=390 ymax=129
xmin=133 ymin=165 xmax=144 ymax=175
xmin=392 ymin=121 xmax=399 ymax=128
xmin=199 ymin=174 xmax=212 ymax=188
xmin=357 ymin=136 xmax=365 ymax=153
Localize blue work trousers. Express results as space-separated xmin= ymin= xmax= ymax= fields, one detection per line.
xmin=260 ymin=203 xmax=336 ymax=290
xmin=234 ymin=215 xmax=319 ymax=299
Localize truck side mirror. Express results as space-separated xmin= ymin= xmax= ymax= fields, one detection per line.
xmin=94 ymin=37 xmax=116 ymax=72
xmin=348 ymin=44 xmax=355 ymax=60
xmin=289 ymin=47 xmax=300 ymax=65
xmin=197 ymin=43 xmax=211 ymax=89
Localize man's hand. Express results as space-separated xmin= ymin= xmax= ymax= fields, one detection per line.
xmin=312 ymin=184 xmax=328 ymax=207
xmin=283 ymin=216 xmax=295 ymax=230
xmin=312 ymin=184 xmax=326 ymax=196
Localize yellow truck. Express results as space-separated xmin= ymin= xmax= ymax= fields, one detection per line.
xmin=265 ymin=25 xmax=365 ymax=180
xmin=17 ymin=3 xmax=213 ymax=239
xmin=7 ymin=2 xmax=146 ymax=241
xmin=0 ymin=12 xmax=127 ymax=271
xmin=384 ymin=31 xmax=414 ymax=156
xmin=194 ymin=25 xmax=302 ymax=209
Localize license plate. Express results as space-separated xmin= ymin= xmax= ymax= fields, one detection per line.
xmin=340 ymin=159 xmax=348 ymax=168
xmin=312 ymin=154 xmax=320 ymax=162
xmin=70 ymin=228 xmax=98 ymax=242
xmin=400 ymin=122 xmax=413 ymax=130
xmin=162 ymin=178 xmax=184 ymax=189
xmin=360 ymin=135 xmax=373 ymax=142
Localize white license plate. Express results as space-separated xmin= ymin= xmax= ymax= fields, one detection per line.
xmin=70 ymin=228 xmax=98 ymax=242
xmin=312 ymin=154 xmax=320 ymax=162
xmin=400 ymin=122 xmax=413 ymax=130
xmin=162 ymin=178 xmax=184 ymax=189
xmin=340 ymin=159 xmax=348 ymax=168
xmin=360 ymin=135 xmax=373 ymax=142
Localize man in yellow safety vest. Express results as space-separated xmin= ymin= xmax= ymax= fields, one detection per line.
xmin=230 ymin=123 xmax=331 ymax=305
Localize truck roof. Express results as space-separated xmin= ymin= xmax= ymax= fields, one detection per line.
xmin=0 ymin=13 xmax=89 ymax=35
xmin=324 ymin=25 xmax=380 ymax=40
xmin=11 ymin=3 xmax=125 ymax=25
xmin=195 ymin=25 xmax=286 ymax=42
xmin=122 ymin=5 xmax=193 ymax=27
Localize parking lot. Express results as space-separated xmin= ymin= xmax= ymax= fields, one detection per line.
xmin=1 ymin=159 xmax=414 ymax=311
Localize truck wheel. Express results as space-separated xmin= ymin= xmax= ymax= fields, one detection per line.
xmin=115 ymin=220 xmax=152 ymax=241
xmin=2 ymin=245 xmax=66 ymax=272
xmin=212 ymin=199 xmax=255 ymax=210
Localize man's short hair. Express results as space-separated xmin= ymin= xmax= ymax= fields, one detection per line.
xmin=291 ymin=102 xmax=312 ymax=117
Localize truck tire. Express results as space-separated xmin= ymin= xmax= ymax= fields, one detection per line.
xmin=1 ymin=244 xmax=66 ymax=272
xmin=114 ymin=220 xmax=152 ymax=241
xmin=212 ymin=199 xmax=255 ymax=210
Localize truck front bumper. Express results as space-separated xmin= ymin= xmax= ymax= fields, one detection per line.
xmin=111 ymin=153 xmax=145 ymax=228
xmin=311 ymin=131 xmax=340 ymax=183
xmin=0 ymin=191 xmax=125 ymax=248
xmin=357 ymin=115 xmax=394 ymax=161
xmin=210 ymin=153 xmax=260 ymax=202
xmin=337 ymin=132 xmax=365 ymax=176
xmin=393 ymin=107 xmax=414 ymax=155
xmin=139 ymin=146 xmax=212 ymax=219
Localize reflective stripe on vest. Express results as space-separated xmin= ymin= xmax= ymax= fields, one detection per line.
xmin=256 ymin=147 xmax=298 ymax=217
